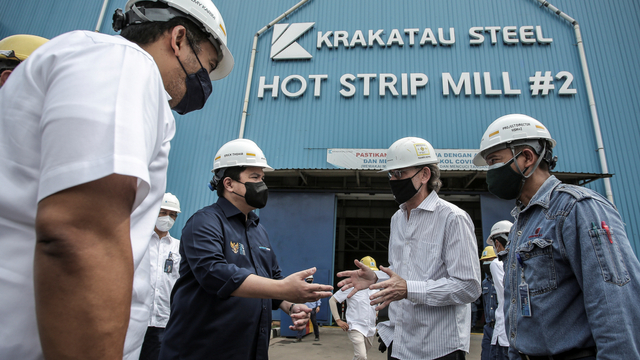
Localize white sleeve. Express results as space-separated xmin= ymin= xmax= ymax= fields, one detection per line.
xmin=36 ymin=35 xmax=165 ymax=209
xmin=332 ymin=288 xmax=352 ymax=303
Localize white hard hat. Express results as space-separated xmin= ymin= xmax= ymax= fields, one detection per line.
xmin=486 ymin=220 xmax=512 ymax=246
xmin=161 ymin=192 xmax=181 ymax=213
xmin=385 ymin=137 xmax=439 ymax=171
xmin=473 ymin=114 xmax=556 ymax=166
xmin=212 ymin=139 xmax=273 ymax=173
xmin=120 ymin=0 xmax=234 ymax=80
xmin=305 ymin=275 xmax=314 ymax=280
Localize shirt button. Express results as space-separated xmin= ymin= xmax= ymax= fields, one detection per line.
xmin=511 ymin=298 xmax=516 ymax=304
xmin=511 ymin=333 xmax=515 ymax=339
xmin=517 ymin=231 xmax=522 ymax=236
xmin=261 ymin=328 xmax=265 ymax=333
xmin=511 ymin=264 xmax=516 ymax=269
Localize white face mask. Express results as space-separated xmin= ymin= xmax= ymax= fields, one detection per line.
xmin=155 ymin=216 xmax=175 ymax=232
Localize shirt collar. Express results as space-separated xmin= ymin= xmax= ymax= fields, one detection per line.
xmin=399 ymin=190 xmax=439 ymax=213
xmin=216 ymin=196 xmax=260 ymax=225
xmin=511 ymin=175 xmax=561 ymax=217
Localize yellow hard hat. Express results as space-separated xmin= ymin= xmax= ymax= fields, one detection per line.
xmin=360 ymin=256 xmax=378 ymax=271
xmin=480 ymin=246 xmax=497 ymax=261
xmin=0 ymin=34 xmax=49 ymax=62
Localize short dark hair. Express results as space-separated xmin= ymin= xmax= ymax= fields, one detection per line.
xmin=216 ymin=166 xmax=245 ymax=197
xmin=0 ymin=58 xmax=20 ymax=73
xmin=120 ymin=1 xmax=209 ymax=54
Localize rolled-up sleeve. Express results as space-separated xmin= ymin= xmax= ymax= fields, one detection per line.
xmin=181 ymin=211 xmax=253 ymax=299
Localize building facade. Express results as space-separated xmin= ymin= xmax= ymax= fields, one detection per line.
xmin=2 ymin=0 xmax=639 ymax=326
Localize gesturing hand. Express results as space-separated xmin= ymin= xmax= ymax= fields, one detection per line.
xmin=289 ymin=304 xmax=311 ymax=330
xmin=336 ymin=259 xmax=378 ymax=298
xmin=281 ymin=267 xmax=333 ymax=303
xmin=368 ymin=265 xmax=407 ymax=310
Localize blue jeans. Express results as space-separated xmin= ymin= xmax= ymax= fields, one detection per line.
xmin=481 ymin=324 xmax=494 ymax=360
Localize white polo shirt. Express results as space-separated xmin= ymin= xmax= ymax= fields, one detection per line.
xmin=333 ymin=288 xmax=379 ymax=337
xmin=148 ymin=232 xmax=181 ymax=328
xmin=0 ymin=30 xmax=175 ymax=359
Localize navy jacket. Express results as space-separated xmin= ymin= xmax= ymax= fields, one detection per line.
xmin=160 ymin=197 xmax=283 ymax=360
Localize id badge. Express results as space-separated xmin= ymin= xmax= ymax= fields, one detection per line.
xmin=164 ymin=258 xmax=174 ymax=273
xmin=519 ymin=282 xmax=532 ymax=317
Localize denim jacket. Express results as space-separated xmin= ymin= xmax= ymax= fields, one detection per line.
xmin=503 ymin=176 xmax=640 ymax=359
xmin=482 ymin=274 xmax=498 ymax=324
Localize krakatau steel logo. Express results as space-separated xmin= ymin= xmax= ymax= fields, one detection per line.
xmin=270 ymin=22 xmax=315 ymax=60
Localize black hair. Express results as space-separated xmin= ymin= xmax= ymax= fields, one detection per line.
xmin=0 ymin=58 xmax=21 ymax=73
xmin=216 ymin=166 xmax=245 ymax=197
xmin=119 ymin=1 xmax=208 ymax=54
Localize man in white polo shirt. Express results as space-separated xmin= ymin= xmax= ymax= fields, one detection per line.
xmin=330 ymin=256 xmax=380 ymax=360
xmin=0 ymin=0 xmax=234 ymax=359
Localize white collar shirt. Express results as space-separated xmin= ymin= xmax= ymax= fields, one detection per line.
xmin=376 ymin=190 xmax=481 ymax=360
xmin=148 ymin=232 xmax=181 ymax=328
xmin=0 ymin=30 xmax=175 ymax=360
xmin=490 ymin=259 xmax=508 ymax=346
xmin=333 ymin=288 xmax=379 ymax=337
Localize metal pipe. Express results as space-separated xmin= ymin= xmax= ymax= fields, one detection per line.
xmin=94 ymin=0 xmax=111 ymax=32
xmin=239 ymin=0 xmax=311 ymax=139
xmin=535 ymin=0 xmax=614 ymax=204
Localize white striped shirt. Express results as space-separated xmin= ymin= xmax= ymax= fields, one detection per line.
xmin=377 ymin=190 xmax=481 ymax=360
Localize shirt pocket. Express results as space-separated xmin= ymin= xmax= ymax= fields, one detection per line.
xmin=589 ymin=229 xmax=630 ymax=286
xmin=516 ymin=238 xmax=557 ymax=296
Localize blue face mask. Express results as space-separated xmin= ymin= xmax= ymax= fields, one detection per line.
xmin=171 ymin=41 xmax=213 ymax=115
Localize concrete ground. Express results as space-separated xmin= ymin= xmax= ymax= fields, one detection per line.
xmin=269 ymin=326 xmax=483 ymax=360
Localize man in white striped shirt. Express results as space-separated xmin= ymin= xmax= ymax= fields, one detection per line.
xmin=338 ymin=137 xmax=481 ymax=360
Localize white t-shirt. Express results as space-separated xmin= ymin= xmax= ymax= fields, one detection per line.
xmin=490 ymin=259 xmax=509 ymax=346
xmin=148 ymin=232 xmax=181 ymax=328
xmin=333 ymin=288 xmax=378 ymax=337
xmin=0 ymin=30 xmax=175 ymax=359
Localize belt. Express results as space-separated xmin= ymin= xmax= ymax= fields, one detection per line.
xmin=519 ymin=347 xmax=597 ymax=360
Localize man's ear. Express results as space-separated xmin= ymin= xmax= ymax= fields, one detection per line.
xmin=421 ymin=166 xmax=432 ymax=184
xmin=0 ymin=69 xmax=12 ymax=87
xmin=169 ymin=25 xmax=188 ymax=57
xmin=521 ymin=148 xmax=538 ymax=168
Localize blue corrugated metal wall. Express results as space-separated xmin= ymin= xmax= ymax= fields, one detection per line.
xmin=2 ymin=0 xmax=639 ymax=254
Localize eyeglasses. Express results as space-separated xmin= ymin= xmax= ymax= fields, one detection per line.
xmin=159 ymin=210 xmax=178 ymax=219
xmin=387 ymin=167 xmax=425 ymax=180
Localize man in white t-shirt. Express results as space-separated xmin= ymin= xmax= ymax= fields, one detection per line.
xmin=330 ymin=256 xmax=380 ymax=360
xmin=140 ymin=193 xmax=183 ymax=360
xmin=0 ymin=1 xmax=234 ymax=359
xmin=486 ymin=221 xmax=512 ymax=360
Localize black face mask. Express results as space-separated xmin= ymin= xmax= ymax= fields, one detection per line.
xmin=171 ymin=42 xmax=213 ymax=115
xmin=482 ymin=264 xmax=492 ymax=279
xmin=234 ymin=181 xmax=269 ymax=209
xmin=389 ymin=168 xmax=424 ymax=204
xmin=486 ymin=154 xmax=527 ymax=200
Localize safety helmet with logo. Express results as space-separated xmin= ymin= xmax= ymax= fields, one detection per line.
xmin=385 ymin=137 xmax=439 ymax=171
xmin=360 ymin=256 xmax=379 ymax=271
xmin=479 ymin=246 xmax=497 ymax=261
xmin=473 ymin=114 xmax=557 ymax=169
xmin=486 ymin=220 xmax=512 ymax=246
xmin=112 ymin=0 xmax=234 ymax=80
xmin=0 ymin=34 xmax=49 ymax=62
xmin=209 ymin=139 xmax=273 ymax=190
xmin=160 ymin=192 xmax=181 ymax=213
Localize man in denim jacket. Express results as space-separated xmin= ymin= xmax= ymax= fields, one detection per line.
xmin=473 ymin=114 xmax=640 ymax=360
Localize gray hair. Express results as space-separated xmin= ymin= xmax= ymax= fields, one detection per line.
xmin=424 ymin=164 xmax=442 ymax=193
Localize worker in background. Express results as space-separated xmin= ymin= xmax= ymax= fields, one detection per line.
xmin=160 ymin=139 xmax=333 ymax=360
xmin=140 ymin=193 xmax=182 ymax=360
xmin=297 ymin=275 xmax=322 ymax=342
xmin=474 ymin=114 xmax=640 ymax=359
xmin=0 ymin=0 xmax=234 ymax=358
xmin=479 ymin=246 xmax=497 ymax=360
xmin=485 ymin=221 xmax=512 ymax=360
xmin=330 ymin=256 xmax=380 ymax=360
xmin=338 ymin=137 xmax=481 ymax=360
xmin=0 ymin=34 xmax=48 ymax=87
